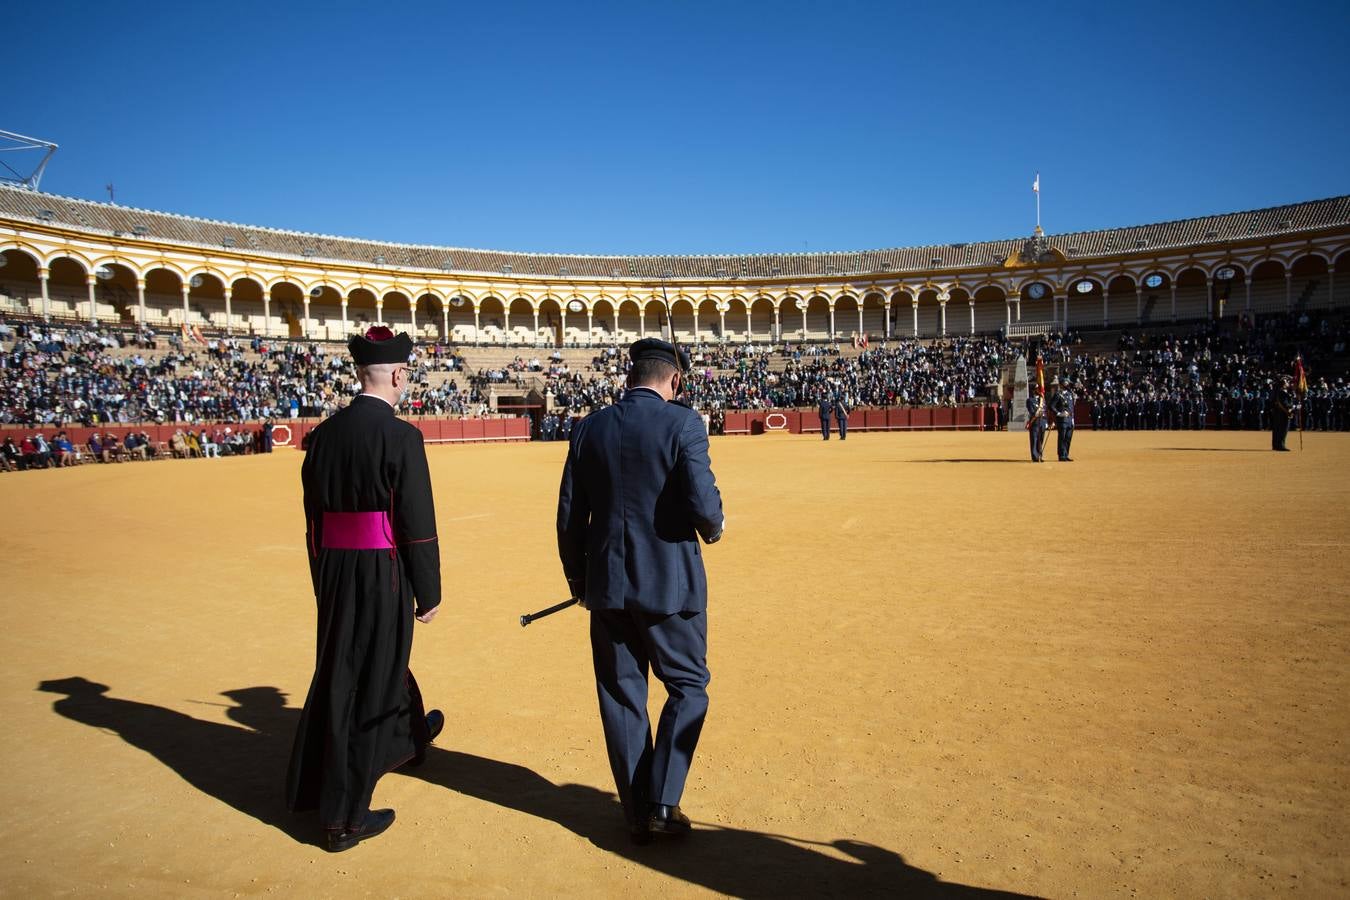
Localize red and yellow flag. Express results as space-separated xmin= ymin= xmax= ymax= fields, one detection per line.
xmin=1294 ymin=355 xmax=1307 ymax=396
xmin=1035 ymin=356 xmax=1045 ymax=397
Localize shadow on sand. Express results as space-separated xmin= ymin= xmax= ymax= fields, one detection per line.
xmin=904 ymin=459 xmax=1025 ymax=464
xmin=1153 ymin=447 xmax=1267 ymax=452
xmin=39 ymin=678 xmax=1035 ymax=898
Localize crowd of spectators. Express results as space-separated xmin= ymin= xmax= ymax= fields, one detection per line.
xmin=1050 ymin=312 xmax=1350 ymax=430
xmin=0 ymin=320 xmax=482 ymax=427
xmin=541 ymin=337 xmax=1011 ymax=414
xmin=0 ymin=423 xmax=279 ymax=472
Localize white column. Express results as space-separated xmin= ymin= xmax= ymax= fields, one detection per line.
xmin=968 ymin=299 xmax=975 ymax=334
xmin=911 ymin=301 xmax=918 ymax=337
xmin=1136 ymin=287 xmax=1143 ymax=325
xmin=223 ymin=288 xmax=233 ymax=335
xmin=559 ymin=307 xmax=568 ymax=344
xmin=39 ymin=269 xmax=50 ymax=321
xmin=262 ymin=289 xmax=271 ymax=337
xmin=87 ymin=275 xmax=99 ymax=325
xmin=1170 ymin=283 xmax=1177 ymax=322
xmin=800 ymin=304 xmax=807 ymax=340
xmin=341 ymin=299 xmax=349 ymax=335
xmin=136 ymin=280 xmax=145 ymax=327
xmin=504 ymin=308 xmax=511 ymax=343
xmin=744 ymin=306 xmax=751 ymax=339
xmin=586 ymin=310 xmax=593 ymax=346
xmin=473 ymin=307 xmax=480 ymax=344
xmin=1285 ymin=271 xmax=1293 ymax=310
xmin=1016 ymin=297 xmax=1022 ymax=322
xmin=719 ymin=307 xmax=726 ymax=340
xmin=1005 ymin=299 xmax=1012 ymax=330
xmin=884 ymin=300 xmax=891 ymax=338
xmin=773 ymin=305 xmax=781 ymax=342
xmin=376 ymin=300 xmax=385 ymax=325
xmin=939 ymin=298 xmax=947 ymax=336
xmin=441 ymin=302 xmax=449 ymax=341
xmin=1245 ymin=279 xmax=1252 ymax=313
xmin=639 ymin=310 xmax=646 ymax=337
xmin=1206 ymin=278 xmax=1214 ymax=319
xmin=410 ymin=298 xmax=418 ymax=336
xmin=1050 ymin=293 xmax=1057 ymax=329
xmin=1329 ymin=267 xmax=1336 ymax=310
xmin=303 ymin=298 xmax=311 ymax=338
xmin=181 ymin=283 xmax=191 ymax=327
xmin=532 ymin=308 xmax=539 ymax=344
xmin=693 ymin=308 xmax=700 ymax=341
xmin=1102 ymin=291 xmax=1108 ymax=328
xmin=828 ymin=304 xmax=835 ymax=340
xmin=858 ymin=302 xmax=864 ymax=337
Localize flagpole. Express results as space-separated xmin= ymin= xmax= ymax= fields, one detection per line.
xmin=1033 ymin=171 xmax=1041 ymax=233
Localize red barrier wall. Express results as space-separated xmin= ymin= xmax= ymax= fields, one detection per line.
xmin=710 ymin=405 xmax=992 ymax=436
xmin=1 ymin=416 xmax=532 ymax=449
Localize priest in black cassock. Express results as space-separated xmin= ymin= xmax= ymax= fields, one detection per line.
xmin=285 ymin=326 xmax=443 ymax=852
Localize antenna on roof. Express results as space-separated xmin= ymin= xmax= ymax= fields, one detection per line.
xmin=106 ymin=183 xmax=115 ymax=204
xmin=0 ymin=129 xmax=59 ymax=191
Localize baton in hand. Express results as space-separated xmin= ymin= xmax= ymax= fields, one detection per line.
xmin=520 ymin=597 xmax=580 ymax=628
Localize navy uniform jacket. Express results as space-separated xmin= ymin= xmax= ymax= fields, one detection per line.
xmin=1051 ymin=390 xmax=1075 ymax=423
xmin=557 ymin=387 xmax=723 ymax=615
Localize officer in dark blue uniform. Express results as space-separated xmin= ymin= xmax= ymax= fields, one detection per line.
xmin=1026 ymin=389 xmax=1048 ymax=462
xmin=557 ymin=338 xmax=724 ymax=844
xmin=1271 ymin=377 xmax=1292 ymax=451
xmin=818 ymin=393 xmax=832 ymax=440
xmin=1050 ymin=377 xmax=1075 ymax=461
xmin=833 ymin=394 xmax=850 ymax=441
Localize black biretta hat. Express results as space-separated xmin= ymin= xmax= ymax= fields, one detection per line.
xmin=349 ymin=325 xmax=412 ymax=365
xmin=629 ymin=337 xmax=690 ymax=373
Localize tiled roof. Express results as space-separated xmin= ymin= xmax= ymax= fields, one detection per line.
xmin=2 ymin=184 xmax=1346 ymax=280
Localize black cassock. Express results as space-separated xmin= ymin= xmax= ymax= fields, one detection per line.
xmin=285 ymin=395 xmax=441 ymax=831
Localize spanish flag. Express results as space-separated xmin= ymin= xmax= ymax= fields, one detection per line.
xmin=1035 ymin=355 xmax=1045 ymax=397
xmin=1294 ymin=354 xmax=1307 ymax=396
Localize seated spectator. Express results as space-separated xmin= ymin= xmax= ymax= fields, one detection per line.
xmin=170 ymin=430 xmax=189 ymax=459
xmin=103 ymin=432 xmax=126 ymax=463
xmin=185 ymin=430 xmax=203 ymax=459
xmin=0 ymin=438 xmax=15 ymax=472
xmin=200 ymin=428 xmax=219 ymax=459
xmin=87 ymin=433 xmax=110 ymax=464
xmin=53 ymin=431 xmax=78 ymax=466
xmin=124 ymin=432 xmax=149 ymax=461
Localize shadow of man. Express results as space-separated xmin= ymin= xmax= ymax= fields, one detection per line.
xmin=40 ymin=679 xmax=1036 ymax=896
xmin=407 ymin=747 xmax=1035 ymax=898
xmin=37 ymin=677 xmax=309 ymax=844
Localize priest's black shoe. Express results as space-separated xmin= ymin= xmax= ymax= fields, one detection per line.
xmin=628 ymin=820 xmax=653 ymax=846
xmin=327 ymin=808 xmax=395 ymax=853
xmin=408 ymin=709 xmax=445 ymax=767
xmin=649 ymin=804 xmax=692 ymax=836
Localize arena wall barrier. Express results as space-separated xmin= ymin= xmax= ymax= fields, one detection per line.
xmin=1 ymin=416 xmax=531 ymax=450
xmin=715 ymin=405 xmax=991 ymax=436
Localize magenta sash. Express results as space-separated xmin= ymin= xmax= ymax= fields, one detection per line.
xmin=321 ymin=511 xmax=395 ymax=550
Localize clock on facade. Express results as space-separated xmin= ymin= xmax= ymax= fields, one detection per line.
xmin=1027 ymin=283 xmax=1046 ymax=299
xmin=1075 ymin=280 xmax=1094 ymax=293
xmin=1144 ymin=274 xmax=1164 ymax=289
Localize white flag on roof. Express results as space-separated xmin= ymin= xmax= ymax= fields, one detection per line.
xmin=1033 ymin=173 xmax=1040 ymax=193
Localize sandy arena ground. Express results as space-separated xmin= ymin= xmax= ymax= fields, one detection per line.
xmin=1 ymin=429 xmax=1348 ymax=898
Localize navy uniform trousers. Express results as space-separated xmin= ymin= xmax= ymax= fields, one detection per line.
xmin=1029 ymin=419 xmax=1046 ymax=461
xmin=1056 ymin=419 xmax=1074 ymax=460
xmin=590 ymin=608 xmax=709 ymax=819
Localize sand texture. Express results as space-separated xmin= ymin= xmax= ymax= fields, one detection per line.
xmin=1 ymin=430 xmax=1347 ymax=898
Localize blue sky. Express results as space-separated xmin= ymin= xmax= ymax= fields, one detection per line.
xmin=10 ymin=0 xmax=1349 ymax=255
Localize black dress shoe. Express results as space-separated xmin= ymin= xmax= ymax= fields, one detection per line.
xmin=628 ymin=821 xmax=653 ymax=846
xmin=408 ymin=710 xmax=445 ymax=767
xmin=649 ymin=804 xmax=692 ymax=836
xmin=327 ymin=808 xmax=395 ymax=852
